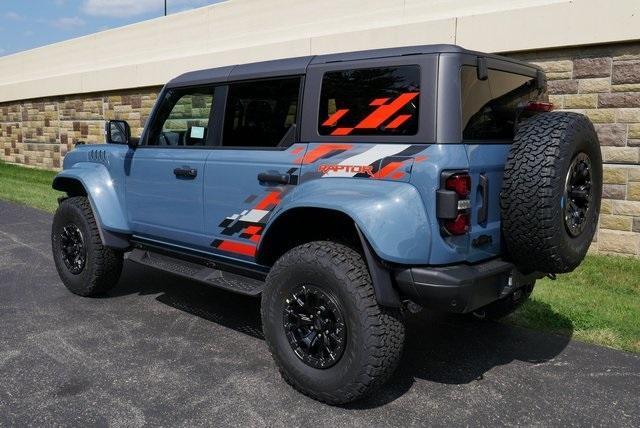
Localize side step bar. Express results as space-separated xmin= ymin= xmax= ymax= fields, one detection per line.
xmin=127 ymin=248 xmax=265 ymax=296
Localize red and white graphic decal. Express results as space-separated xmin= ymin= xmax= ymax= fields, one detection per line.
xmin=318 ymin=144 xmax=410 ymax=178
xmin=213 ymin=240 xmax=257 ymax=257
xmin=295 ymin=143 xmax=353 ymax=164
xmin=211 ymin=190 xmax=284 ymax=257
xmin=315 ymin=144 xmax=428 ymax=181
xmin=322 ymin=92 xmax=419 ymax=136
xmin=318 ymin=164 xmax=374 ymax=176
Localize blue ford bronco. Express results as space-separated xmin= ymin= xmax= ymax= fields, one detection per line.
xmin=51 ymin=45 xmax=602 ymax=404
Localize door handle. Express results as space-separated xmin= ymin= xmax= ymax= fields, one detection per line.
xmin=174 ymin=167 xmax=198 ymax=179
xmin=477 ymin=173 xmax=489 ymax=224
xmin=257 ymin=171 xmax=290 ymax=184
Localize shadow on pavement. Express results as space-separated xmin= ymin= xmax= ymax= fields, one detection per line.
xmin=350 ymin=304 xmax=573 ymax=409
xmin=108 ymin=261 xmax=573 ymax=408
xmin=108 ymin=262 xmax=265 ymax=339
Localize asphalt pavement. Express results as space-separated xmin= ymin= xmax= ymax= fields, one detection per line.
xmin=1 ymin=200 xmax=639 ymax=427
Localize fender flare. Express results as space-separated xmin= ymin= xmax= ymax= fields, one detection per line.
xmin=262 ymin=178 xmax=431 ymax=264
xmin=258 ymin=179 xmax=432 ymax=307
xmin=52 ymin=162 xmax=130 ymax=249
xmin=353 ymin=223 xmax=402 ymax=307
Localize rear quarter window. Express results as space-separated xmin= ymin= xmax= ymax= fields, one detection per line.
xmin=461 ymin=66 xmax=541 ymax=140
xmin=318 ymin=65 xmax=420 ymax=136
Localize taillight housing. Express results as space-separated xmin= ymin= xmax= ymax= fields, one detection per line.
xmin=437 ymin=172 xmax=472 ymax=236
xmin=445 ymin=174 xmax=471 ymax=198
xmin=444 ymin=213 xmax=470 ymax=235
xmin=525 ymin=101 xmax=554 ymax=112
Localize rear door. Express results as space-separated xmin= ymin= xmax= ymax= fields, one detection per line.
xmin=126 ymin=86 xmax=218 ymax=248
xmin=461 ymin=63 xmax=543 ymax=261
xmin=203 ymin=76 xmax=305 ymax=261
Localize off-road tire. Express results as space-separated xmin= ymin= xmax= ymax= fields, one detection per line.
xmin=471 ymin=283 xmax=534 ymax=321
xmin=501 ymin=112 xmax=602 ymax=273
xmin=261 ymin=241 xmax=405 ymax=405
xmin=52 ymin=196 xmax=123 ymax=296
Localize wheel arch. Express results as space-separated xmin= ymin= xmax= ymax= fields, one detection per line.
xmin=257 ymin=206 xmax=401 ymax=307
xmin=52 ymin=164 xmax=131 ymax=249
xmin=52 ymin=176 xmax=88 ymax=197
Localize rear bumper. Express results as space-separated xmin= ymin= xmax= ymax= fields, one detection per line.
xmin=394 ymin=258 xmax=542 ymax=313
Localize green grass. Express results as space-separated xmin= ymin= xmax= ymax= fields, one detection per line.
xmin=0 ymin=161 xmax=61 ymax=212
xmin=505 ymin=254 xmax=640 ymax=353
xmin=1 ymin=160 xmax=639 ymax=353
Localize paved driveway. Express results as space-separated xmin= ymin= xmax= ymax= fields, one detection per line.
xmin=1 ymin=200 xmax=639 ymax=426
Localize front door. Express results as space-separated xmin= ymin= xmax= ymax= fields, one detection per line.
xmin=204 ymin=77 xmax=305 ymax=262
xmin=126 ymin=86 xmax=218 ymax=248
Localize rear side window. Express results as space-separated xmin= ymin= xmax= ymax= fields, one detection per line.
xmin=461 ymin=66 xmax=540 ymax=140
xmin=318 ymin=65 xmax=420 ymax=136
xmin=222 ymin=77 xmax=300 ymax=148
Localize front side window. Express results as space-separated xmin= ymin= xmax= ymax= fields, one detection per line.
xmin=318 ymin=65 xmax=420 ymax=136
xmin=461 ymin=66 xmax=540 ymax=140
xmin=147 ymin=87 xmax=215 ymax=146
xmin=222 ymin=77 xmax=300 ymax=148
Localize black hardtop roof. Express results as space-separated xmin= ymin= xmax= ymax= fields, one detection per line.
xmin=167 ymin=44 xmax=539 ymax=88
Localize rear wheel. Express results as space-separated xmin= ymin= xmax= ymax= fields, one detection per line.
xmin=261 ymin=241 xmax=404 ymax=405
xmin=52 ymin=196 xmax=123 ymax=296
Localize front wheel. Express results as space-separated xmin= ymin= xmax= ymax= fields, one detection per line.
xmin=261 ymin=241 xmax=405 ymax=405
xmin=52 ymin=196 xmax=123 ymax=296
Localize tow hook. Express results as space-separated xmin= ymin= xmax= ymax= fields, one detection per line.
xmin=546 ymin=273 xmax=557 ymax=280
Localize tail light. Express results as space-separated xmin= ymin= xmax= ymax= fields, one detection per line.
xmin=525 ymin=101 xmax=554 ymax=112
xmin=445 ymin=174 xmax=471 ymax=197
xmin=437 ymin=172 xmax=471 ymax=236
xmin=444 ymin=213 xmax=470 ymax=235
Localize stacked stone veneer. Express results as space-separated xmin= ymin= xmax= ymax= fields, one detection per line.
xmin=0 ymin=88 xmax=160 ymax=168
xmin=1 ymin=42 xmax=639 ymax=256
xmin=508 ymin=42 xmax=640 ymax=257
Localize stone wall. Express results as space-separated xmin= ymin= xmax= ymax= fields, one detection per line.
xmin=1 ymin=41 xmax=639 ymax=256
xmin=0 ymin=88 xmax=160 ymax=168
xmin=508 ymin=41 xmax=640 ymax=257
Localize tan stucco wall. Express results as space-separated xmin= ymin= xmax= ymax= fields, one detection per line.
xmin=0 ymin=0 xmax=638 ymax=102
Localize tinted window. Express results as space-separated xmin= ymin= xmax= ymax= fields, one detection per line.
xmin=148 ymin=88 xmax=214 ymax=146
xmin=222 ymin=77 xmax=300 ymax=147
xmin=318 ymin=65 xmax=420 ymax=136
xmin=461 ymin=66 xmax=540 ymax=140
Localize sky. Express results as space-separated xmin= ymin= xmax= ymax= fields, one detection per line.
xmin=0 ymin=0 xmax=224 ymax=57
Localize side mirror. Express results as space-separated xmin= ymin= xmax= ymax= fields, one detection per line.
xmin=105 ymin=120 xmax=135 ymax=148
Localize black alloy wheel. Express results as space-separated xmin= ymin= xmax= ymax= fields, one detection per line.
xmin=283 ymin=284 xmax=346 ymax=369
xmin=564 ymin=152 xmax=593 ymax=237
xmin=60 ymin=223 xmax=86 ymax=274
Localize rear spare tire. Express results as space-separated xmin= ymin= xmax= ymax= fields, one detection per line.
xmin=501 ymin=112 xmax=602 ymax=274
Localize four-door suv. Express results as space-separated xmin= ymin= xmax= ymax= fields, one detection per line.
xmin=51 ymin=45 xmax=602 ymax=404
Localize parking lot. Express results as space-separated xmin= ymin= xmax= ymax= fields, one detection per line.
xmin=1 ymin=200 xmax=639 ymax=426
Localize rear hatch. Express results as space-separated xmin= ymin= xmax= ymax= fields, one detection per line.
xmin=462 ymin=64 xmax=547 ymax=263
xmin=411 ymin=59 xmax=545 ymax=265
